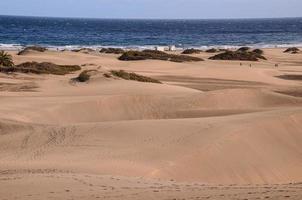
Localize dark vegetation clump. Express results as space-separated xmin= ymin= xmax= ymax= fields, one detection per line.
xmin=236 ymin=47 xmax=251 ymax=52
xmin=205 ymin=48 xmax=219 ymax=53
xmin=252 ymin=49 xmax=264 ymax=55
xmin=118 ymin=50 xmax=203 ymax=62
xmin=182 ymin=48 xmax=202 ymax=54
xmin=209 ymin=47 xmax=266 ymax=61
xmin=111 ymin=70 xmax=161 ymax=83
xmin=18 ymin=46 xmax=47 ymax=55
xmin=0 ymin=62 xmax=81 ymax=75
xmin=0 ymin=51 xmax=14 ymax=67
xmin=276 ymin=74 xmax=302 ymax=81
xmin=100 ymin=48 xmax=125 ymax=54
xmin=118 ymin=51 xmax=148 ymax=61
xmin=75 ymin=70 xmax=97 ymax=82
xmin=72 ymin=48 xmax=95 ymax=54
xmin=209 ymin=50 xmax=266 ymax=61
xmin=284 ymin=47 xmax=300 ymax=54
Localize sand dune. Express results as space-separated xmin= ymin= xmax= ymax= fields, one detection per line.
xmin=1 ymin=87 xmax=302 ymax=124
xmin=1 ymin=49 xmax=302 ymax=199
xmin=1 ymin=108 xmax=302 ymax=183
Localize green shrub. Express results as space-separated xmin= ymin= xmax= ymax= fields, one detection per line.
xmin=0 ymin=51 xmax=14 ymax=67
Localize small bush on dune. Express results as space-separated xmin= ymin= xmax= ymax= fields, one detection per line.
xmin=118 ymin=51 xmax=148 ymax=61
xmin=182 ymin=48 xmax=202 ymax=54
xmin=75 ymin=70 xmax=97 ymax=82
xmin=118 ymin=50 xmax=203 ymax=62
xmin=72 ymin=48 xmax=95 ymax=54
xmin=0 ymin=62 xmax=81 ymax=75
xmin=100 ymin=48 xmax=125 ymax=54
xmin=236 ymin=47 xmax=251 ymax=52
xmin=284 ymin=47 xmax=300 ymax=54
xmin=77 ymin=70 xmax=91 ymax=82
xmin=205 ymin=48 xmax=218 ymax=53
xmin=0 ymin=51 xmax=14 ymax=67
xmin=209 ymin=50 xmax=266 ymax=61
xmin=252 ymin=49 xmax=264 ymax=55
xmin=18 ymin=46 xmax=47 ymax=55
xmin=111 ymin=70 xmax=161 ymax=83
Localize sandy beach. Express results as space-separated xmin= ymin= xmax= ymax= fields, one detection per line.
xmin=1 ymin=48 xmax=302 ymax=199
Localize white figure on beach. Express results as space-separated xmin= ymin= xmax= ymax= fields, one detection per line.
xmin=155 ymin=46 xmax=165 ymax=51
xmin=168 ymin=45 xmax=176 ymax=51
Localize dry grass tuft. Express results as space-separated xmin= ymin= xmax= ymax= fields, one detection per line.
xmin=75 ymin=70 xmax=98 ymax=82
xmin=0 ymin=62 xmax=81 ymax=75
xmin=111 ymin=70 xmax=161 ymax=83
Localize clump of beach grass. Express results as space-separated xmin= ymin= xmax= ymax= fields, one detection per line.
xmin=0 ymin=62 xmax=81 ymax=75
xmin=236 ymin=47 xmax=251 ymax=52
xmin=209 ymin=48 xmax=266 ymax=61
xmin=284 ymin=47 xmax=300 ymax=54
xmin=18 ymin=46 xmax=47 ymax=55
xmin=252 ymin=49 xmax=264 ymax=55
xmin=76 ymin=70 xmax=92 ymax=82
xmin=182 ymin=48 xmax=203 ymax=54
xmin=110 ymin=70 xmax=161 ymax=83
xmin=205 ymin=48 xmax=219 ymax=53
xmin=100 ymin=48 xmax=125 ymax=54
xmin=118 ymin=50 xmax=203 ymax=62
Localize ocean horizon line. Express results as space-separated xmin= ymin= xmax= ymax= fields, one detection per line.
xmin=1 ymin=14 xmax=302 ymax=21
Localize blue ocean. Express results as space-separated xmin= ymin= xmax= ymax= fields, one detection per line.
xmin=0 ymin=15 xmax=302 ymax=50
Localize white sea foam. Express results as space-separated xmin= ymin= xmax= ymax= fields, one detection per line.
xmin=1 ymin=43 xmax=302 ymax=51
xmin=0 ymin=44 xmax=24 ymax=51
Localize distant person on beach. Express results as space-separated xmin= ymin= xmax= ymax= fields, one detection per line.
xmin=275 ymin=64 xmax=279 ymax=68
